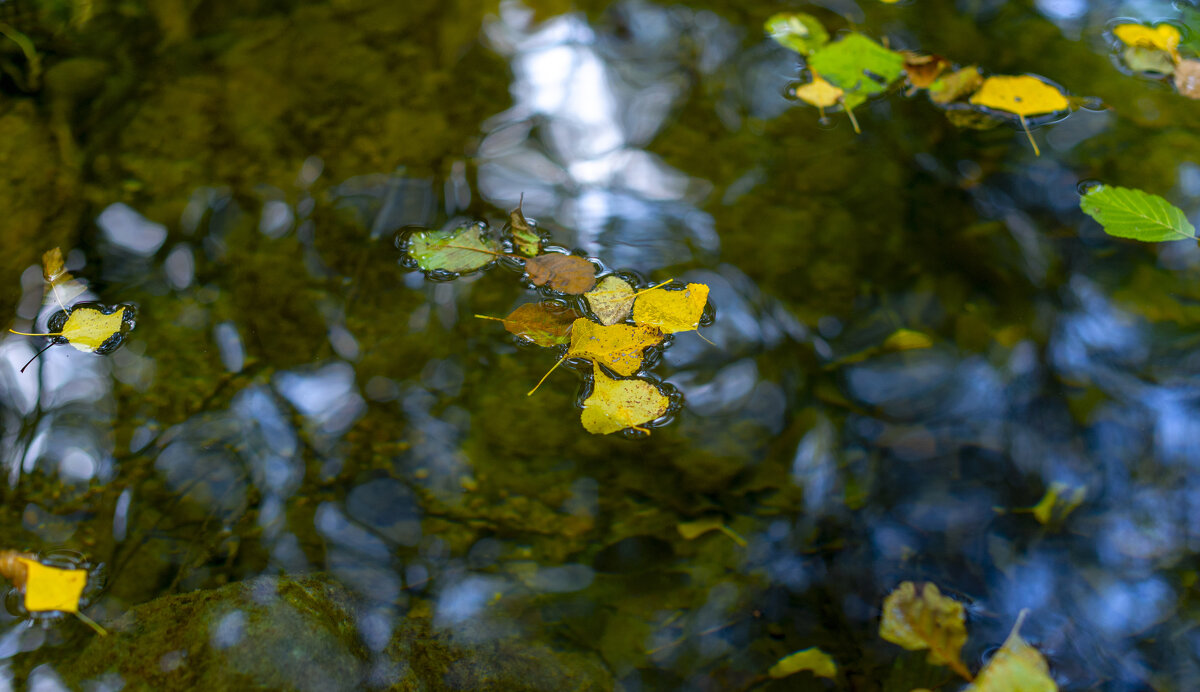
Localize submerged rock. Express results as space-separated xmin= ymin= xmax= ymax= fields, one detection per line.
xmin=40 ymin=574 xmax=612 ymax=691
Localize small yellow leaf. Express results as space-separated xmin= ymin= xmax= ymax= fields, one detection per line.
xmin=880 ymin=581 xmax=972 ymax=680
xmin=61 ymin=306 xmax=127 ymax=353
xmin=632 ymin=283 xmax=709 ymax=334
xmin=42 ymin=248 xmax=67 ymax=284
xmin=882 ymin=329 xmax=934 ymax=352
xmin=969 ymin=75 xmax=1069 ymax=117
xmin=677 ymin=518 xmax=725 ymax=540
xmin=568 ymin=318 xmax=663 ymax=376
xmin=768 ymin=647 xmax=838 ymax=679
xmin=580 ymin=363 xmax=669 ymax=434
xmin=585 ymin=276 xmax=636 ymax=326
xmin=966 ymin=612 xmax=1057 ymax=692
xmin=1113 ymin=23 xmax=1181 ymax=62
xmin=1029 ymin=482 xmax=1086 ymax=526
xmin=16 ymin=557 xmax=86 ymax=613
xmin=794 ymin=75 xmax=844 ymax=108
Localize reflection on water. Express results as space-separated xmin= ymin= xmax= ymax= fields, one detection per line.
xmin=1 ymin=0 xmax=1200 ymax=689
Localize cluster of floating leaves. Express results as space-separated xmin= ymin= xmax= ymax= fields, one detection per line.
xmin=1111 ymin=16 xmax=1200 ymax=99
xmin=767 ymin=12 xmax=1076 ymax=155
xmin=768 ymin=581 xmax=1058 ymax=690
xmin=8 ymin=248 xmax=138 ymax=372
xmin=398 ymin=202 xmax=713 ymax=436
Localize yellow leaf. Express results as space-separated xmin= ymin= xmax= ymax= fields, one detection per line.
xmin=585 ymin=276 xmax=636 ymax=326
xmin=794 ymin=75 xmax=844 ymax=109
xmin=568 ymin=318 xmax=663 ymax=376
xmin=880 ymin=581 xmax=972 ymax=680
xmin=632 ymin=283 xmax=709 ymax=334
xmin=768 ymin=647 xmax=838 ymax=679
xmin=60 ymin=306 xmax=128 ymax=353
xmin=16 ymin=557 xmax=86 ymax=613
xmin=1113 ymin=23 xmax=1181 ymax=62
xmin=969 ymin=75 xmax=1069 ymax=117
xmin=677 ymin=518 xmax=748 ymax=546
xmin=580 ymin=363 xmax=669 ymax=434
xmin=42 ymin=247 xmax=67 ymax=284
xmin=882 ymin=329 xmax=934 ymax=352
xmin=966 ymin=611 xmax=1057 ymax=692
xmin=1029 ymin=482 xmax=1086 ymax=526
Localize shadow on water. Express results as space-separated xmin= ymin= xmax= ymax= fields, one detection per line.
xmin=1 ymin=0 xmax=1200 ymax=689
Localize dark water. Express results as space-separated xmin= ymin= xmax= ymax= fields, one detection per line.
xmin=1 ymin=0 xmax=1200 ymax=689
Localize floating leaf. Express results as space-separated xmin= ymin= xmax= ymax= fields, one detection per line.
xmin=904 ymin=53 xmax=950 ymax=89
xmin=1029 ymin=482 xmax=1086 ymax=526
xmin=585 ymin=276 xmax=636 ymax=326
xmin=1122 ymin=46 xmax=1175 ymax=74
xmin=1079 ymin=184 xmax=1196 ymax=242
xmin=42 ymin=247 xmax=67 ymax=284
xmin=50 ymin=304 xmax=136 ymax=353
xmin=16 ymin=557 xmax=86 ymax=614
xmin=480 ymin=303 xmax=575 ymax=347
xmin=1113 ymin=23 xmax=1181 ymax=62
xmin=406 ymin=222 xmax=503 ymax=274
xmin=580 ymin=363 xmax=669 ymax=435
xmin=568 ymin=319 xmax=663 ymax=376
xmin=677 ymin=518 xmax=748 ymax=546
xmin=880 ymin=582 xmax=972 ymax=680
xmin=1176 ymin=59 xmax=1200 ymax=98
xmin=525 ymin=254 xmax=597 ymax=294
xmin=808 ymin=32 xmax=905 ymax=131
xmin=929 ymin=65 xmax=984 ymax=104
xmin=965 ymin=612 xmax=1057 ymax=692
xmin=768 ymin=647 xmax=838 ymax=680
xmin=969 ymin=75 xmax=1069 ymax=155
xmin=632 ymin=283 xmax=709 ymax=334
xmin=794 ymin=75 xmax=844 ymax=116
xmin=507 ymin=198 xmax=544 ymax=257
xmin=764 ymin=13 xmax=829 ymax=56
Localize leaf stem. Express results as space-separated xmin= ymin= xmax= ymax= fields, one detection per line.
xmin=8 ymin=329 xmax=62 ymax=337
xmin=527 ymin=354 xmax=566 ymax=396
xmin=1020 ymin=114 xmax=1040 ymax=157
xmin=74 ymin=611 xmax=108 ymax=636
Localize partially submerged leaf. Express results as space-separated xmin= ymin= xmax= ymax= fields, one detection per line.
xmin=16 ymin=557 xmax=86 ymax=614
xmin=677 ymin=518 xmax=747 ymax=546
xmin=525 ymin=254 xmax=597 ymax=294
xmin=1030 ymin=482 xmax=1086 ymax=526
xmin=880 ymin=582 xmax=972 ymax=680
xmin=507 ymin=199 xmax=544 ymax=257
xmin=632 ymin=283 xmax=709 ymax=334
xmin=406 ymin=222 xmax=503 ymax=274
xmin=794 ymin=75 xmax=844 ymax=110
xmin=1176 ymin=59 xmax=1200 ymax=99
xmin=904 ymin=53 xmax=950 ymax=89
xmin=882 ymin=329 xmax=934 ymax=352
xmin=580 ymin=363 xmax=669 ymax=434
xmin=1079 ymin=184 xmax=1196 ymax=242
xmin=49 ymin=305 xmax=136 ymax=353
xmin=965 ymin=612 xmax=1057 ymax=692
xmin=42 ymin=247 xmax=67 ymax=284
xmin=494 ymin=303 xmax=575 ymax=347
xmin=929 ymin=66 xmax=984 ymax=104
xmin=569 ymin=319 xmax=663 ymax=376
xmin=1113 ymin=23 xmax=1181 ymax=61
xmin=1122 ymin=46 xmax=1176 ymax=74
xmin=768 ymin=647 xmax=838 ymax=680
xmin=585 ymin=276 xmax=636 ymax=326
xmin=764 ymin=12 xmax=829 ymax=56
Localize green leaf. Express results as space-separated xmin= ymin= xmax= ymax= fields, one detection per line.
xmin=507 ymin=199 xmax=544 ymax=258
xmin=768 ymin=647 xmax=838 ymax=680
xmin=406 ymin=222 xmax=504 ymax=273
xmin=1080 ymin=185 xmax=1196 ymax=242
xmin=1122 ymin=46 xmax=1175 ymax=74
xmin=808 ymin=33 xmax=905 ymax=99
xmin=765 ymin=13 xmax=829 ymax=56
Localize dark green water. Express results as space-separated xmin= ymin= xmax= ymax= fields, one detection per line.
xmin=2 ymin=0 xmax=1200 ymax=689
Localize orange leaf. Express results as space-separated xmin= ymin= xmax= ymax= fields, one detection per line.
xmin=498 ymin=303 xmax=575 ymax=346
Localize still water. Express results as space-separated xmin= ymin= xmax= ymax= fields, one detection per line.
xmin=1 ymin=0 xmax=1200 ymax=689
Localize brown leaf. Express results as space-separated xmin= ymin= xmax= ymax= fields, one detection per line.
xmin=879 ymin=581 xmax=972 ymax=680
xmin=500 ymin=303 xmax=575 ymax=347
xmin=903 ymin=53 xmax=949 ymax=88
xmin=1176 ymin=59 xmax=1200 ymax=99
xmin=525 ymin=254 xmax=597 ymax=294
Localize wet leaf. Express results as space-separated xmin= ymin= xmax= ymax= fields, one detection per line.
xmin=1122 ymin=46 xmax=1175 ymax=74
xmin=51 ymin=305 xmax=134 ymax=353
xmin=880 ymin=582 xmax=972 ymax=680
xmin=1113 ymin=23 xmax=1181 ymax=61
xmin=580 ymin=363 xmax=669 ymax=435
xmin=928 ymin=65 xmax=984 ymax=104
xmin=632 ymin=283 xmax=709 ymax=334
xmin=407 ymin=222 xmax=503 ymax=274
xmin=507 ymin=198 xmax=543 ymax=257
xmin=15 ymin=557 xmax=86 ymax=613
xmin=1176 ymin=59 xmax=1200 ymax=98
xmin=525 ymin=254 xmax=597 ymax=294
xmin=808 ymin=32 xmax=905 ymax=99
xmin=768 ymin=647 xmax=838 ymax=680
xmin=904 ymin=53 xmax=950 ymax=89
xmin=965 ymin=612 xmax=1057 ymax=692
xmin=42 ymin=247 xmax=67 ymax=284
xmin=486 ymin=303 xmax=575 ymax=347
xmin=585 ymin=276 xmax=636 ymax=326
xmin=794 ymin=75 xmax=844 ymax=110
xmin=1079 ymin=184 xmax=1196 ymax=242
xmin=1030 ymin=482 xmax=1086 ymax=526
xmin=764 ymin=13 xmax=828 ymax=56
xmin=969 ymin=75 xmax=1068 ymax=155
xmin=568 ymin=318 xmax=663 ymax=376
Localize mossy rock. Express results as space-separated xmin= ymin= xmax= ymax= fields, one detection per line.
xmin=39 ymin=574 xmax=611 ymax=691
